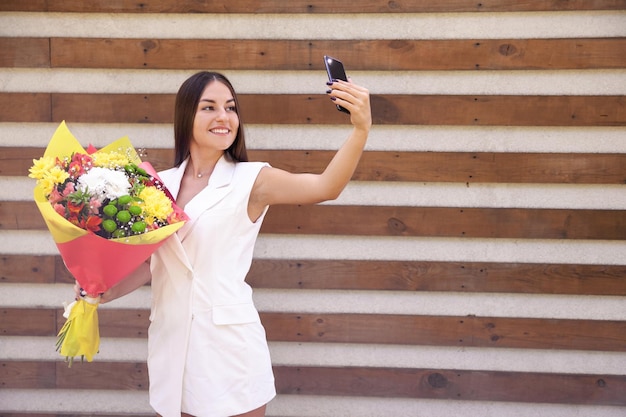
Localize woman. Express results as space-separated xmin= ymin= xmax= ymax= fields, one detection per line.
xmin=91 ymin=71 xmax=371 ymax=417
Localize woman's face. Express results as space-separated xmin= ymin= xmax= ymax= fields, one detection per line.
xmin=191 ymin=80 xmax=240 ymax=154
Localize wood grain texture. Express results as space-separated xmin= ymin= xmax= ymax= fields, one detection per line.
xmin=0 ymin=38 xmax=50 ymax=68
xmin=1 ymin=0 xmax=625 ymax=13
xmin=3 ymin=309 xmax=625 ymax=352
xmin=273 ymin=366 xmax=626 ymax=405
xmin=6 ymin=147 xmax=626 ymax=184
xmin=247 ymin=260 xmax=626 ymax=296
xmin=261 ymin=205 xmax=626 ymax=240
xmin=38 ymin=38 xmax=626 ymax=70
xmin=2 ymin=361 xmax=625 ymax=405
xmin=0 ymin=93 xmax=50 ymax=122
xmin=1 ymin=93 xmax=623 ymax=126
xmin=3 ymin=200 xmax=624 ymax=240
xmin=0 ymin=308 xmax=56 ymax=337
xmin=4 ymin=254 xmax=625 ymax=296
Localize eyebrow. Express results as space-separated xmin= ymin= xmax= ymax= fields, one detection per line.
xmin=199 ymin=98 xmax=235 ymax=104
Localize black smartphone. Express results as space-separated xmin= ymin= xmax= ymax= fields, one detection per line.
xmin=324 ymin=55 xmax=350 ymax=114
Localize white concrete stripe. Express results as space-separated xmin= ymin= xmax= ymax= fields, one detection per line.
xmin=1 ymin=11 xmax=624 ymax=39
xmin=2 ymin=68 xmax=626 ymax=95
xmin=0 ymin=389 xmax=151 ymax=414
xmin=3 ymin=336 xmax=625 ymax=375
xmin=253 ymin=235 xmax=626 ymax=265
xmin=253 ymin=288 xmax=626 ymax=320
xmin=328 ymin=182 xmax=626 ymax=210
xmin=3 ymin=123 xmax=626 ymax=153
xmin=7 ymin=176 xmax=626 ymax=209
xmin=270 ymin=395 xmax=626 ymax=417
xmin=1 ymin=230 xmax=624 ymax=265
xmin=2 ymin=283 xmax=625 ymax=320
xmin=269 ymin=342 xmax=626 ymax=375
xmin=0 ymin=389 xmax=623 ymax=417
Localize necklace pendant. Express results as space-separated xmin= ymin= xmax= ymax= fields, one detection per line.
xmin=197 ymin=173 xmax=202 ymax=178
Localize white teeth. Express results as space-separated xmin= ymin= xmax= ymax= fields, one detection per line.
xmin=210 ymin=128 xmax=229 ymax=134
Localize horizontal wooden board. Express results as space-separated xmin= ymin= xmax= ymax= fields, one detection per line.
xmin=0 ymin=38 xmax=49 ymax=68
xmin=261 ymin=205 xmax=626 ymax=240
xmin=0 ymin=93 xmax=51 ymax=123
xmin=3 ymin=201 xmax=624 ymax=240
xmin=4 ymin=254 xmax=625 ymax=296
xmin=274 ymin=366 xmax=626 ymax=405
xmin=41 ymin=38 xmax=626 ymax=70
xmin=2 ymin=361 xmax=625 ymax=406
xmin=1 ymin=0 xmax=624 ymax=13
xmin=248 ymin=259 xmax=626 ymax=295
xmin=0 ymin=308 xmax=56 ymax=337
xmin=2 ymin=93 xmax=625 ymax=126
xmin=7 ymin=147 xmax=626 ymax=184
xmin=0 ymin=254 xmax=57 ymax=285
xmin=261 ymin=312 xmax=626 ymax=352
xmin=3 ymin=309 xmax=625 ymax=352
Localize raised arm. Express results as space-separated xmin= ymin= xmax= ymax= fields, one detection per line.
xmin=249 ymin=79 xmax=371 ymax=217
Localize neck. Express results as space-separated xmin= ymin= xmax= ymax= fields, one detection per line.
xmin=189 ymin=160 xmax=215 ymax=179
xmin=187 ymin=150 xmax=223 ymax=179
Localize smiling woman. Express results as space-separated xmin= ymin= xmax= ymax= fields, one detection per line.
xmin=90 ymin=70 xmax=371 ymax=417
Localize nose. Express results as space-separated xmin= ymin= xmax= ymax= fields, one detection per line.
xmin=216 ymin=106 xmax=228 ymax=120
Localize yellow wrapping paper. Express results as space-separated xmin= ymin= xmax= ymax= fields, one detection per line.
xmin=56 ymin=298 xmax=100 ymax=366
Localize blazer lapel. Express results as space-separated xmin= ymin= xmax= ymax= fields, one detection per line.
xmin=170 ymin=155 xmax=235 ymax=242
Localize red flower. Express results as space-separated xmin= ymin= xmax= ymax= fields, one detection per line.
xmin=68 ymin=161 xmax=85 ymax=179
xmin=67 ymin=201 xmax=84 ymax=216
xmin=82 ymin=215 xmax=103 ymax=232
xmin=72 ymin=152 xmax=93 ymax=167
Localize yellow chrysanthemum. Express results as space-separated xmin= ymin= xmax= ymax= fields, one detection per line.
xmin=92 ymin=151 xmax=132 ymax=169
xmin=48 ymin=166 xmax=70 ymax=184
xmin=139 ymin=186 xmax=174 ymax=224
xmin=37 ymin=167 xmax=70 ymax=196
xmin=28 ymin=156 xmax=56 ymax=180
xmin=38 ymin=176 xmax=57 ymax=196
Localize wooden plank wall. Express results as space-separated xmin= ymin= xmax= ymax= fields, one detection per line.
xmin=1 ymin=1 xmax=626 ymax=416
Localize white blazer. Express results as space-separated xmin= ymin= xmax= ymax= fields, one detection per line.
xmin=147 ymin=156 xmax=270 ymax=417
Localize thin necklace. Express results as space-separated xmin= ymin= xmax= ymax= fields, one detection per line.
xmin=190 ymin=159 xmax=213 ymax=179
xmin=192 ymin=165 xmax=210 ymax=178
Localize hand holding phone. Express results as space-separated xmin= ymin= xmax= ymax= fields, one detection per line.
xmin=324 ymin=55 xmax=350 ymax=114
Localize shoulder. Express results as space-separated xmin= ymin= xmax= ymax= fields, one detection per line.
xmin=235 ymin=161 xmax=271 ymax=176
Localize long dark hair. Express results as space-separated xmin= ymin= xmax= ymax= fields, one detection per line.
xmin=173 ymin=71 xmax=248 ymax=167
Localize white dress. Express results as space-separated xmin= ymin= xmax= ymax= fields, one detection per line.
xmin=147 ymin=156 xmax=276 ymax=417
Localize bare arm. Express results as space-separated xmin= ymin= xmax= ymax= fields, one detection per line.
xmin=249 ymin=79 xmax=371 ymax=215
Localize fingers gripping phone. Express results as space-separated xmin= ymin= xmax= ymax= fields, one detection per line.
xmin=324 ymin=55 xmax=350 ymax=114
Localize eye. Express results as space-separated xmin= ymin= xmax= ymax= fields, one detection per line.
xmin=227 ymin=106 xmax=237 ymax=112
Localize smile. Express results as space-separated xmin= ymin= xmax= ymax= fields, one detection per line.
xmin=210 ymin=128 xmax=230 ymax=134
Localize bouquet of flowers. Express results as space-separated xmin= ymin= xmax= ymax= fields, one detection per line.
xmin=29 ymin=121 xmax=187 ymax=365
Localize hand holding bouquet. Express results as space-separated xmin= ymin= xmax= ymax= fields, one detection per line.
xmin=29 ymin=121 xmax=187 ymax=365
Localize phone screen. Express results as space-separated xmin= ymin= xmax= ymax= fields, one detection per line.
xmin=324 ymin=55 xmax=350 ymax=113
xmin=324 ymin=55 xmax=348 ymax=82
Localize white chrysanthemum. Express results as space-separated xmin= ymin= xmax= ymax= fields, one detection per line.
xmin=77 ymin=167 xmax=131 ymax=202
